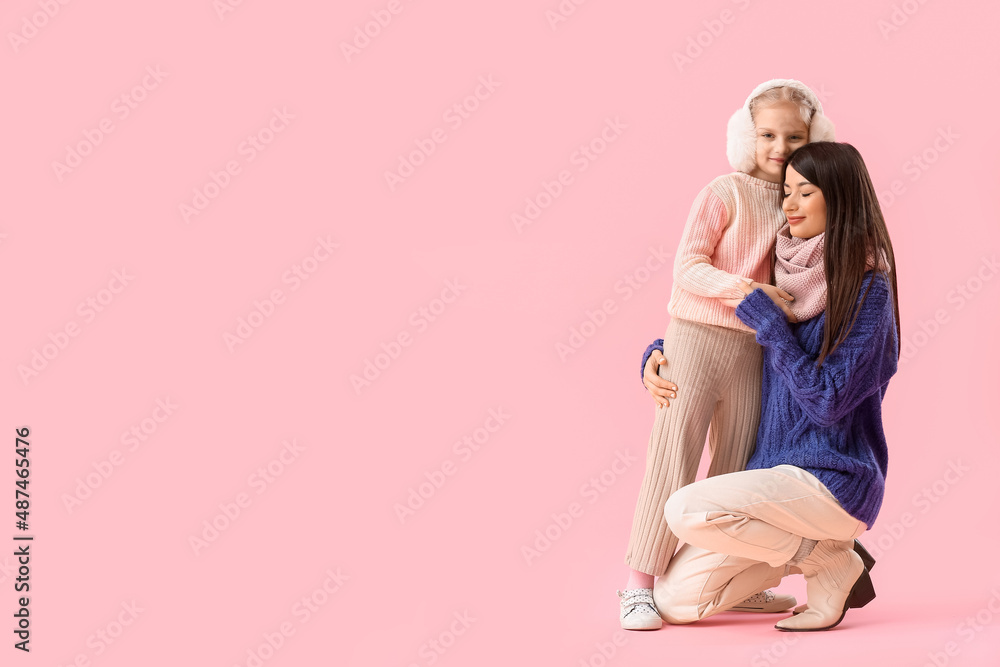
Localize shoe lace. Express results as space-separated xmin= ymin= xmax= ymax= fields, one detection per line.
xmin=742 ymin=589 xmax=776 ymax=604
xmin=619 ymin=589 xmax=657 ymax=617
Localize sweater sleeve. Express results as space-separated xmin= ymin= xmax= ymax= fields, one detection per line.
xmin=640 ymin=339 xmax=665 ymax=385
xmin=734 ymin=274 xmax=897 ymax=427
xmin=673 ymin=185 xmax=752 ymax=300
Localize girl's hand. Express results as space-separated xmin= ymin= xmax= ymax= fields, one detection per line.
xmin=739 ymin=281 xmax=799 ymax=323
xmin=643 ymin=349 xmax=679 ymax=408
xmin=719 ymin=296 xmax=744 ymax=307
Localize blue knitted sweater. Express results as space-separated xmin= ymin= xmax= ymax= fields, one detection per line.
xmin=641 ymin=271 xmax=898 ymax=528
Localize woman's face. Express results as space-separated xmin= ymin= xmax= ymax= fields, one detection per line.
xmin=783 ymin=164 xmax=827 ymax=239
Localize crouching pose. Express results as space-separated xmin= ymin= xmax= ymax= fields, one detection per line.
xmin=643 ymin=141 xmax=900 ymax=631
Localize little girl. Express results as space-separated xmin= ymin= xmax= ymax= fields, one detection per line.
xmin=618 ymin=79 xmax=835 ymax=630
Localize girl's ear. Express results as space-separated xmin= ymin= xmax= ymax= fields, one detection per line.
xmin=726 ymin=107 xmax=756 ymax=173
xmin=808 ymin=114 xmax=836 ymax=143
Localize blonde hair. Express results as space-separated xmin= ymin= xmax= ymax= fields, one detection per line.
xmin=749 ymin=86 xmax=816 ymax=126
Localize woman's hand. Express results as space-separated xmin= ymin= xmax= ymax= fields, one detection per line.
xmin=644 ymin=349 xmax=679 ymax=408
xmin=738 ymin=281 xmax=799 ymax=324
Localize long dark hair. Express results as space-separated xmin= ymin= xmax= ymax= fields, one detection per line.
xmin=769 ymin=142 xmax=901 ymax=367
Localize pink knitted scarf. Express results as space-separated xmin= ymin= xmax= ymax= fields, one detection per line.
xmin=774 ymin=223 xmax=827 ymax=321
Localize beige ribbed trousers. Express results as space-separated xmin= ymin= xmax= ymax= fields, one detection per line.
xmin=653 ymin=465 xmax=867 ymax=624
xmin=624 ymin=316 xmax=763 ymax=576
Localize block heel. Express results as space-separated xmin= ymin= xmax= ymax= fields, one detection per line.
xmin=846 ymin=567 xmax=876 ymax=609
xmin=853 ymin=539 xmax=876 ymax=572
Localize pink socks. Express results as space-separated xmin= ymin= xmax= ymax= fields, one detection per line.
xmin=626 ymin=569 xmax=655 ymax=590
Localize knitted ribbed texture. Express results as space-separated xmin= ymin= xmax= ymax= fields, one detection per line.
xmin=735 ymin=271 xmax=898 ymax=528
xmin=625 ymin=318 xmax=762 ymax=576
xmin=774 ymin=223 xmax=827 ymax=321
xmin=668 ymin=172 xmax=785 ymax=333
xmin=641 ymin=271 xmax=898 ymax=529
xmin=790 ymin=537 xmax=818 ymax=564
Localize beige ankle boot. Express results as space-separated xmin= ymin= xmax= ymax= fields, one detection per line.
xmin=789 ymin=539 xmax=876 ymax=615
xmin=775 ymin=541 xmax=875 ymax=632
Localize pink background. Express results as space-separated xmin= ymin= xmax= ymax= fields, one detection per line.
xmin=4 ymin=0 xmax=1000 ymax=665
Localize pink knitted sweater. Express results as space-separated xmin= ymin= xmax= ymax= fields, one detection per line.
xmin=667 ymin=172 xmax=785 ymax=333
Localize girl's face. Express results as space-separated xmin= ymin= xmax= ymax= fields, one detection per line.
xmin=783 ymin=164 xmax=827 ymax=239
xmin=748 ymin=101 xmax=809 ymax=183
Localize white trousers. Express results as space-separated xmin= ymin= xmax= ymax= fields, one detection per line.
xmin=653 ymin=465 xmax=867 ymax=624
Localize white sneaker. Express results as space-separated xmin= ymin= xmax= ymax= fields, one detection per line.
xmin=730 ymin=589 xmax=797 ymax=613
xmin=618 ymin=588 xmax=663 ymax=630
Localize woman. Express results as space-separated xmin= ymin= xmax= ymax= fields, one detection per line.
xmin=640 ymin=141 xmax=900 ymax=631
